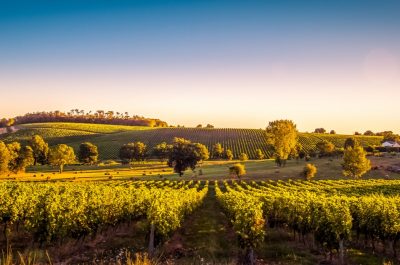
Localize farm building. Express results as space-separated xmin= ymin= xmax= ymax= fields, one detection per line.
xmin=381 ymin=141 xmax=400 ymax=147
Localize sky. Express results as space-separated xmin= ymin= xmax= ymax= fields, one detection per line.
xmin=0 ymin=0 xmax=399 ymax=133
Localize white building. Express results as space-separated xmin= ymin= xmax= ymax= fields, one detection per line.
xmin=382 ymin=141 xmax=400 ymax=148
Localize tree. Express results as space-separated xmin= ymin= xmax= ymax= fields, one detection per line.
xmin=14 ymin=146 xmax=34 ymax=172
xmin=225 ymin=149 xmax=234 ymax=161
xmin=133 ymin=141 xmax=147 ymax=162
xmin=30 ymin=135 xmax=49 ymax=165
xmin=314 ymin=128 xmax=326 ymax=134
xmin=316 ymin=140 xmax=335 ymax=156
xmin=266 ymin=120 xmax=298 ymax=167
xmin=364 ymin=130 xmax=375 ymax=136
xmin=49 ymin=144 xmax=76 ymax=173
xmin=7 ymin=142 xmax=21 ymax=172
xmin=196 ymin=124 xmax=202 ymax=128
xmin=119 ymin=143 xmax=135 ymax=163
xmin=239 ymin=153 xmax=248 ymax=161
xmin=152 ymin=142 xmax=171 ymax=162
xmin=330 ymin=130 xmax=336 ymax=134
xmin=255 ymin=149 xmax=265 ymax=160
xmin=302 ymin=163 xmax=317 ymax=181
xmin=206 ymin=124 xmax=214 ymax=128
xmin=378 ymin=131 xmax=400 ymax=143
xmin=78 ymin=142 xmax=98 ymax=165
xmin=344 ymin=137 xmax=359 ymax=149
xmin=212 ymin=143 xmax=224 ymax=159
xmin=229 ymin=163 xmax=246 ymax=180
xmin=0 ymin=141 xmax=11 ymax=173
xmin=167 ymin=138 xmax=209 ymax=176
xmin=119 ymin=142 xmax=147 ymax=163
xmin=342 ymin=146 xmax=371 ymax=178
xmin=354 ymin=131 xmax=361 ymax=135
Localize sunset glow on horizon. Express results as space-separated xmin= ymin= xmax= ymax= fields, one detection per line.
xmin=1 ymin=0 xmax=399 ymax=134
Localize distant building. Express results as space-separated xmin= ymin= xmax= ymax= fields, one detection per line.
xmin=382 ymin=141 xmax=400 ymax=148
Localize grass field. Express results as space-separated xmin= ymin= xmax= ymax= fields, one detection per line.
xmin=0 ymin=122 xmax=383 ymax=160
xmin=1 ymin=155 xmax=398 ymax=182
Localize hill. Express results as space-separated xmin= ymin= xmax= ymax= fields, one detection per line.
xmin=0 ymin=122 xmax=383 ymax=160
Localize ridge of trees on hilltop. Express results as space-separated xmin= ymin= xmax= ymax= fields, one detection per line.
xmin=0 ymin=109 xmax=168 ymax=128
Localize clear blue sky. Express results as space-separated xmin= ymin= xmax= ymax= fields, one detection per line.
xmin=1 ymin=0 xmax=399 ymax=133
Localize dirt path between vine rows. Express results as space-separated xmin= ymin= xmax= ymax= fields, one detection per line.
xmin=163 ymin=184 xmax=239 ymax=264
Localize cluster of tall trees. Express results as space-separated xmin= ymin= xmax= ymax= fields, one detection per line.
xmin=0 ymin=135 xmax=99 ymax=174
xmin=266 ymin=120 xmax=371 ymax=178
xmin=0 ymin=110 xmax=168 ymax=128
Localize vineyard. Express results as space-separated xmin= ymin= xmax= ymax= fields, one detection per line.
xmin=0 ymin=122 xmax=383 ymax=160
xmin=2 ymin=179 xmax=400 ymax=264
xmin=216 ymin=179 xmax=400 ymax=263
xmin=0 ymin=180 xmax=208 ymax=254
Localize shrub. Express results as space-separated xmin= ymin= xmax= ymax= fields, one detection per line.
xmin=239 ymin=153 xmax=248 ymax=161
xmin=302 ymin=163 xmax=317 ymax=181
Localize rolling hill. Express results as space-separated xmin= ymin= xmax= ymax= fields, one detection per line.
xmin=0 ymin=122 xmax=383 ymax=160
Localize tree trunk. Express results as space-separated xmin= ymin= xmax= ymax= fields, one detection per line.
xmin=148 ymin=223 xmax=155 ymax=256
xmin=59 ymin=164 xmax=64 ymax=174
xmin=244 ymin=247 xmax=255 ymax=265
xmin=339 ymin=239 xmax=345 ymax=265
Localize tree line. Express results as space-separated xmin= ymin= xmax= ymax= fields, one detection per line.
xmin=0 ymin=109 xmax=168 ymax=128
xmin=0 ymin=120 xmax=373 ymax=179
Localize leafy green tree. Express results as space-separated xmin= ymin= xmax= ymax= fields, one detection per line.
xmin=316 ymin=140 xmax=335 ymax=156
xmin=330 ymin=130 xmax=336 ymax=134
xmin=379 ymin=131 xmax=400 ymax=143
xmin=302 ymin=163 xmax=317 ymax=181
xmin=194 ymin=143 xmax=210 ymax=162
xmin=78 ymin=142 xmax=98 ymax=165
xmin=255 ymin=149 xmax=265 ymax=160
xmin=167 ymin=138 xmax=209 ymax=176
xmin=314 ymin=128 xmax=326 ymax=133
xmin=132 ymin=141 xmax=147 ymax=162
xmin=152 ymin=142 xmax=171 ymax=162
xmin=225 ymin=149 xmax=234 ymax=161
xmin=266 ymin=120 xmax=298 ymax=167
xmin=15 ymin=146 xmax=34 ymax=172
xmin=30 ymin=135 xmax=49 ymax=165
xmin=6 ymin=142 xmax=21 ymax=172
xmin=229 ymin=163 xmax=246 ymax=180
xmin=344 ymin=137 xmax=359 ymax=149
xmin=0 ymin=141 xmax=11 ymax=173
xmin=364 ymin=130 xmax=375 ymax=136
xmin=342 ymin=146 xmax=371 ymax=178
xmin=49 ymin=144 xmax=76 ymax=173
xmin=239 ymin=153 xmax=248 ymax=161
xmin=119 ymin=141 xmax=147 ymax=163
xmin=212 ymin=143 xmax=224 ymax=159
xmin=119 ymin=143 xmax=135 ymax=163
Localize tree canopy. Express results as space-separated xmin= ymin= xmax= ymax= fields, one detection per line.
xmin=152 ymin=142 xmax=171 ymax=162
xmin=49 ymin=144 xmax=76 ymax=173
xmin=78 ymin=142 xmax=99 ymax=165
xmin=229 ymin=163 xmax=246 ymax=180
xmin=212 ymin=143 xmax=224 ymax=159
xmin=30 ymin=135 xmax=49 ymax=165
xmin=266 ymin=120 xmax=298 ymax=167
xmin=119 ymin=141 xmax=147 ymax=163
xmin=342 ymin=146 xmax=371 ymax=178
xmin=167 ymin=137 xmax=209 ymax=176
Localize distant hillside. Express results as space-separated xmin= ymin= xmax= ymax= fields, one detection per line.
xmin=0 ymin=122 xmax=383 ymax=160
xmin=0 ymin=110 xmax=168 ymax=128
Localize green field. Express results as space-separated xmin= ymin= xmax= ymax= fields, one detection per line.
xmin=0 ymin=122 xmax=383 ymax=160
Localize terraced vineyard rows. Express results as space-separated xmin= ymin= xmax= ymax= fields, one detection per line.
xmin=0 ymin=123 xmax=383 ymax=160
